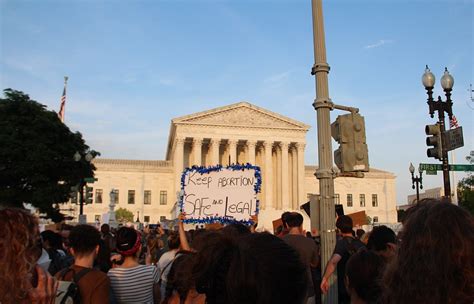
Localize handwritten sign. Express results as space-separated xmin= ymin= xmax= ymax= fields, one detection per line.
xmin=179 ymin=164 xmax=261 ymax=224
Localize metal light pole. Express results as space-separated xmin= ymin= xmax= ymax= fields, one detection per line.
xmin=422 ymin=66 xmax=454 ymax=201
xmin=409 ymin=163 xmax=423 ymax=203
xmin=73 ymin=151 xmax=94 ymax=216
xmin=310 ymin=0 xmax=337 ymax=302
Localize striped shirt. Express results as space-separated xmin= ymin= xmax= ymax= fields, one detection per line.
xmin=108 ymin=264 xmax=159 ymax=304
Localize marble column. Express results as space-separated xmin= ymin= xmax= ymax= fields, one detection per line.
xmin=281 ymin=142 xmax=290 ymax=210
xmin=210 ymin=138 xmax=220 ymax=165
xmin=174 ymin=137 xmax=185 ymax=189
xmin=247 ymin=140 xmax=256 ymax=165
xmin=296 ymin=142 xmax=306 ymax=207
xmin=276 ymin=145 xmax=282 ymax=209
xmin=291 ymin=145 xmax=298 ymax=209
xmin=228 ymin=139 xmax=237 ymax=164
xmin=193 ymin=138 xmax=203 ymax=166
xmin=264 ymin=141 xmax=273 ymax=209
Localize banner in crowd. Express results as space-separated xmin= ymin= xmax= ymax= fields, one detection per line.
xmin=179 ymin=164 xmax=261 ymax=225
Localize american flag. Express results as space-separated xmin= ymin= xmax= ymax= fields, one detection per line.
xmin=450 ymin=115 xmax=459 ymax=129
xmin=58 ymin=76 xmax=68 ymax=123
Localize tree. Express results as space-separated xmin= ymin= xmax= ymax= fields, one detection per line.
xmin=115 ymin=208 xmax=134 ymax=223
xmin=457 ymin=175 xmax=474 ymax=215
xmin=0 ymin=89 xmax=99 ymax=221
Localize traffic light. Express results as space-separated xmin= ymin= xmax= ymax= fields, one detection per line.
xmin=331 ymin=113 xmax=369 ymax=172
xmin=425 ymin=123 xmax=442 ymax=160
xmin=85 ymin=186 xmax=93 ymax=204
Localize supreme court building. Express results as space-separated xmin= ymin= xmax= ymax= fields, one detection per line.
xmin=77 ymin=102 xmax=397 ymax=230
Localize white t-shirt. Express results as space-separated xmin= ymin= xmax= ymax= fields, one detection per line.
xmin=108 ymin=264 xmax=159 ymax=304
xmin=157 ymin=249 xmax=178 ymax=297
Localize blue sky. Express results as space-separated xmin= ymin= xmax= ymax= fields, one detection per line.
xmin=1 ymin=0 xmax=473 ymax=204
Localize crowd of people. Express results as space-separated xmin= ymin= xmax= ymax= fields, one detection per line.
xmin=0 ymin=198 xmax=473 ymax=304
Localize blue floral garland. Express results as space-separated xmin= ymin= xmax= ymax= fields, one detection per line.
xmin=179 ymin=163 xmax=261 ymax=225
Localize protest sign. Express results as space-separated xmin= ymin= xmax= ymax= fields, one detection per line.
xmin=179 ymin=164 xmax=261 ymax=224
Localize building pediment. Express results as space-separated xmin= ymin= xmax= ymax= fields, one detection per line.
xmin=172 ymin=102 xmax=310 ymax=130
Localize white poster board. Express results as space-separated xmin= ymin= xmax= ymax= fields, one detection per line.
xmin=179 ymin=164 xmax=261 ymax=224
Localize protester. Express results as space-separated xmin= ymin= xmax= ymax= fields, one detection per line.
xmin=345 ymin=249 xmax=384 ymax=304
xmin=40 ymin=230 xmax=71 ymax=275
xmin=157 ymin=231 xmax=181 ymax=297
xmin=192 ymin=232 xmax=308 ymax=304
xmin=108 ymin=226 xmax=160 ymax=303
xmin=355 ymin=229 xmax=365 ymax=240
xmin=321 ymin=215 xmax=365 ymax=304
xmin=282 ymin=212 xmax=319 ymax=304
xmin=0 ymin=208 xmax=58 ymax=304
xmin=382 ymin=199 xmax=474 ymax=304
xmin=101 ymin=223 xmax=116 ymax=252
xmin=56 ymin=224 xmax=110 ymax=303
xmin=366 ymin=225 xmax=397 ymax=264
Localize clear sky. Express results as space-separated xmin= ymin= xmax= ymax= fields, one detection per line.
xmin=1 ymin=0 xmax=473 ymax=204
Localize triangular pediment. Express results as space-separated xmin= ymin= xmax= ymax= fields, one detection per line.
xmin=172 ymin=102 xmax=310 ymax=130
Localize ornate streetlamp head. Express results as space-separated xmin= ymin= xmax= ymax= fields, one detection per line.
xmin=440 ymin=67 xmax=454 ymax=90
xmin=409 ymin=163 xmax=415 ymax=174
xmin=422 ymin=65 xmax=436 ymax=88
xmin=73 ymin=151 xmax=81 ymax=162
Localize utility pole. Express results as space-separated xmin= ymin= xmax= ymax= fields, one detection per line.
xmin=310 ymin=0 xmax=338 ymax=302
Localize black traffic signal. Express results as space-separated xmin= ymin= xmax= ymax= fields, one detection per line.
xmin=331 ymin=113 xmax=369 ymax=172
xmin=425 ymin=123 xmax=442 ymax=160
xmin=85 ymin=186 xmax=93 ymax=204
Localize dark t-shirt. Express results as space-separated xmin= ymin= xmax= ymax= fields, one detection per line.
xmin=282 ymin=234 xmax=319 ymax=297
xmin=334 ymin=237 xmax=365 ymax=302
xmin=56 ymin=265 xmax=110 ymax=304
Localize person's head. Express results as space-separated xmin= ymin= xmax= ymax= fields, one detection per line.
xmin=167 ymin=231 xmax=180 ymax=250
xmin=356 ymin=229 xmax=365 ymax=240
xmin=281 ymin=211 xmax=291 ymax=229
xmin=100 ymin=223 xmax=110 ymax=234
xmin=367 ymin=225 xmax=397 ymax=261
xmin=69 ymin=224 xmax=101 ymax=258
xmin=116 ymin=226 xmax=142 ymax=258
xmin=285 ymin=212 xmax=304 ymax=229
xmin=383 ymin=199 xmax=474 ymax=304
xmin=0 ymin=208 xmax=41 ymax=303
xmin=336 ymin=215 xmax=353 ymax=234
xmin=40 ymin=230 xmax=63 ymax=250
xmin=192 ymin=232 xmax=307 ymax=304
xmin=345 ymin=249 xmax=384 ymax=303
xmin=221 ymin=223 xmax=250 ymax=240
xmin=163 ymin=251 xmax=199 ymax=304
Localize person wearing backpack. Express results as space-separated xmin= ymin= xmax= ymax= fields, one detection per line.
xmin=320 ymin=215 xmax=365 ymax=304
xmin=55 ymin=224 xmax=110 ymax=303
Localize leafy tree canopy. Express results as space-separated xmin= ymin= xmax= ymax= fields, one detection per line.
xmin=0 ymin=89 xmax=99 ymax=222
xmin=458 ymin=175 xmax=474 ymax=215
xmin=115 ymin=208 xmax=134 ymax=223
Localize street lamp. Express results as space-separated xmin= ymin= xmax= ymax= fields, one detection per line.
xmin=422 ymin=65 xmax=454 ymax=201
xmin=73 ymin=151 xmax=95 ymax=217
xmin=409 ymin=163 xmax=423 ymax=203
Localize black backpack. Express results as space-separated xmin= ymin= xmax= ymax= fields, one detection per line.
xmin=56 ymin=267 xmax=92 ymax=304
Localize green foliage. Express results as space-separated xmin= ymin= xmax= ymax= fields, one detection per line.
xmin=115 ymin=208 xmax=134 ymax=223
xmin=0 ymin=89 xmax=99 ymax=222
xmin=458 ymin=175 xmax=474 ymax=215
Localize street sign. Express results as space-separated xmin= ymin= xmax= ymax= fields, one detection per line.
xmin=443 ymin=127 xmax=464 ymax=152
xmin=419 ymin=163 xmax=442 ymax=171
xmin=449 ymin=164 xmax=474 ymax=172
xmin=84 ymin=177 xmax=98 ymax=183
xmin=425 ymin=170 xmax=437 ymax=175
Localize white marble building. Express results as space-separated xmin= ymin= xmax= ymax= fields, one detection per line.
xmin=75 ymin=102 xmax=397 ymax=230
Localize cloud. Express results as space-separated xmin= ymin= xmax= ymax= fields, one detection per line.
xmin=364 ymin=39 xmax=394 ymax=49
xmin=264 ymin=71 xmax=290 ymax=84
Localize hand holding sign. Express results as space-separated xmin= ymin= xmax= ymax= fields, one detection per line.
xmin=179 ymin=164 xmax=261 ymax=225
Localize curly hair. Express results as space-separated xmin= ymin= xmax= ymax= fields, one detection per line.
xmin=382 ymin=199 xmax=474 ymax=304
xmin=0 ymin=208 xmax=41 ymax=303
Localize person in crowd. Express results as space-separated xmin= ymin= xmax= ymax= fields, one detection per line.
xmin=101 ymin=223 xmax=116 ymax=252
xmin=94 ymin=238 xmax=112 ymax=273
xmin=157 ymin=231 xmax=182 ymax=297
xmin=355 ymin=229 xmax=365 ymax=240
xmin=108 ymin=226 xmax=160 ymax=303
xmin=40 ymin=230 xmax=70 ymax=275
xmin=366 ymin=225 xmax=397 ymax=264
xmin=276 ymin=211 xmax=291 ymax=237
xmin=192 ymin=232 xmax=308 ymax=304
xmin=56 ymin=224 xmax=110 ymax=303
xmin=282 ymin=212 xmax=319 ymax=304
xmin=0 ymin=208 xmax=58 ymax=304
xmin=221 ymin=222 xmax=251 ymax=239
xmin=321 ymin=215 xmax=365 ymax=304
xmin=382 ymin=199 xmax=474 ymax=304
xmin=345 ymin=249 xmax=384 ymax=304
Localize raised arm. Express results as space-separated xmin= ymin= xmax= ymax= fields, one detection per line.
xmin=178 ymin=212 xmax=191 ymax=251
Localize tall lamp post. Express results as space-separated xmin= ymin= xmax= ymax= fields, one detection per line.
xmin=409 ymin=163 xmax=423 ymax=203
xmin=73 ymin=151 xmax=94 ymax=216
xmin=422 ymin=66 xmax=454 ymax=201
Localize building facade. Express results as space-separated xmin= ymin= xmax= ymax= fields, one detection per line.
xmin=74 ymin=102 xmax=397 ymax=229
